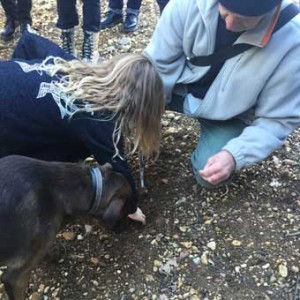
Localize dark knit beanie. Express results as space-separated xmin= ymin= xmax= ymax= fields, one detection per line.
xmin=218 ymin=0 xmax=281 ymax=16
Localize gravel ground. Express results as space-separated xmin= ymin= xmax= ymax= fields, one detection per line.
xmin=0 ymin=1 xmax=300 ymax=299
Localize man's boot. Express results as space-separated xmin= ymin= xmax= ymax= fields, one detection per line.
xmin=123 ymin=13 xmax=139 ymax=33
xmin=101 ymin=11 xmax=123 ymax=29
xmin=82 ymin=31 xmax=100 ymax=64
xmin=0 ymin=18 xmax=17 ymax=41
xmin=60 ymin=28 xmax=76 ymax=57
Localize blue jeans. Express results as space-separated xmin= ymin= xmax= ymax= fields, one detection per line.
xmin=109 ymin=0 xmax=142 ymax=15
xmin=167 ymin=94 xmax=247 ymax=188
xmin=56 ymin=0 xmax=100 ymax=32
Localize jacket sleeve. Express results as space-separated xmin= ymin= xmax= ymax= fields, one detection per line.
xmin=68 ymin=114 xmax=139 ymax=213
xmin=223 ymin=45 xmax=300 ymax=170
xmin=144 ymin=0 xmax=186 ymax=103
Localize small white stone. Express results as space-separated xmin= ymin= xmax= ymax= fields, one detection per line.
xmin=207 ymin=241 xmax=216 ymax=251
xmin=278 ymin=264 xmax=288 ymax=278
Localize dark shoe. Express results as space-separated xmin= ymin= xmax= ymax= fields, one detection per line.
xmin=0 ymin=19 xmax=17 ymax=41
xmin=122 ymin=13 xmax=138 ymax=33
xmin=82 ymin=31 xmax=100 ymax=64
xmin=61 ymin=28 xmax=76 ymax=57
xmin=20 ymin=23 xmax=34 ymax=35
xmin=101 ymin=11 xmax=123 ymax=29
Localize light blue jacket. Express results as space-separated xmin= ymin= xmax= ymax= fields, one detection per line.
xmin=144 ymin=0 xmax=300 ymax=170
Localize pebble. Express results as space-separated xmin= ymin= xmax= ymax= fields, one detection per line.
xmin=291 ymin=265 xmax=300 ymax=273
xmin=153 ymin=260 xmax=162 ymax=267
xmin=84 ymin=225 xmax=93 ymax=234
xmin=207 ymin=241 xmax=216 ymax=251
xmin=180 ymin=241 xmax=193 ymax=249
xmin=231 ymin=240 xmax=242 ymax=246
xmin=89 ymin=257 xmax=99 ymax=266
xmin=77 ymin=234 xmax=84 ymax=240
xmin=118 ymin=37 xmax=131 ymax=45
xmin=179 ymin=226 xmax=187 ymax=233
xmin=164 ymin=127 xmax=178 ymax=135
xmin=278 ymin=263 xmax=288 ymax=278
xmin=200 ymin=251 xmax=209 ymax=265
xmin=61 ymin=231 xmax=76 ymax=241
xmin=193 ymin=257 xmax=201 ymax=265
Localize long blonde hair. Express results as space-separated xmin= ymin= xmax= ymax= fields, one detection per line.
xmin=45 ymin=53 xmax=165 ymax=159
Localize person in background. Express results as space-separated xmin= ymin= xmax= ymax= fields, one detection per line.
xmin=56 ymin=0 xmax=101 ymax=64
xmin=101 ymin=0 xmax=141 ymax=33
xmin=144 ymin=0 xmax=300 ymax=189
xmin=101 ymin=0 xmax=170 ymax=33
xmin=0 ymin=0 xmax=33 ymax=41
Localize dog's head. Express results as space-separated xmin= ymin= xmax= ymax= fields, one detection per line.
xmin=95 ymin=163 xmax=145 ymax=231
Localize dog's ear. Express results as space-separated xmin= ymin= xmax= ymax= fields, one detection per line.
xmin=102 ymin=196 xmax=125 ymax=230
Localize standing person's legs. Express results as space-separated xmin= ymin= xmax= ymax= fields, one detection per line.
xmin=17 ymin=0 xmax=31 ymax=25
xmin=56 ymin=0 xmax=79 ymax=30
xmin=17 ymin=0 xmax=33 ymax=34
xmin=0 ymin=0 xmax=18 ymax=41
xmin=109 ymin=0 xmax=123 ymax=11
xmin=124 ymin=0 xmax=142 ymax=32
xmin=81 ymin=0 xmax=101 ymax=64
xmin=56 ymin=0 xmax=78 ymax=56
xmin=101 ymin=0 xmax=123 ymax=29
xmin=82 ymin=0 xmax=100 ymax=32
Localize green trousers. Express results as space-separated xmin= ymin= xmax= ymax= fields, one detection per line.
xmin=167 ymin=94 xmax=247 ymax=188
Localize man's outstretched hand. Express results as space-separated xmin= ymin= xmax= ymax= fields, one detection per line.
xmin=199 ymin=150 xmax=236 ymax=185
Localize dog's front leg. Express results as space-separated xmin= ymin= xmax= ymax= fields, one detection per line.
xmin=1 ymin=267 xmax=30 ymax=300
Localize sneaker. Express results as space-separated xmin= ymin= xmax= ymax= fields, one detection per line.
xmin=0 ymin=18 xmax=17 ymax=41
xmin=122 ymin=13 xmax=138 ymax=33
xmin=20 ymin=23 xmax=35 ymax=35
xmin=61 ymin=28 xmax=76 ymax=57
xmin=82 ymin=31 xmax=100 ymax=64
xmin=101 ymin=11 xmax=123 ymax=30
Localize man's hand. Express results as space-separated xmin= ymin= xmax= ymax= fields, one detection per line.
xmin=199 ymin=150 xmax=236 ymax=185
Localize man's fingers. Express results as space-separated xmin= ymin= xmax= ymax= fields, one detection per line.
xmin=199 ymin=164 xmax=230 ymax=185
xmin=199 ymin=162 xmax=221 ymax=177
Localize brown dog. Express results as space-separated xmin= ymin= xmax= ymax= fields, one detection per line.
xmin=0 ymin=155 xmax=145 ymax=300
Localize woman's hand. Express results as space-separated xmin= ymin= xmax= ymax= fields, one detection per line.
xmin=199 ymin=150 xmax=236 ymax=185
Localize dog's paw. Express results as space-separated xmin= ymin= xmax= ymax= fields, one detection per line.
xmin=128 ymin=207 xmax=146 ymax=225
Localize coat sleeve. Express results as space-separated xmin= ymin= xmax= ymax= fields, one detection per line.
xmin=68 ymin=114 xmax=139 ymax=213
xmin=144 ymin=0 xmax=186 ymax=103
xmin=223 ymin=45 xmax=300 ymax=169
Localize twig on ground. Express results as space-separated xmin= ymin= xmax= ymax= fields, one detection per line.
xmin=285 ymin=231 xmax=300 ymax=237
xmin=292 ymin=273 xmax=300 ymax=300
xmin=220 ymin=185 xmax=229 ymax=198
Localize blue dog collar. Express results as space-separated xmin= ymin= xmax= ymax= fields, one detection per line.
xmin=89 ymin=167 xmax=103 ymax=214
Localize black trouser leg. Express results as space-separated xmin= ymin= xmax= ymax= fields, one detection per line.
xmin=0 ymin=0 xmax=17 ymax=21
xmin=17 ymin=0 xmax=32 ymax=24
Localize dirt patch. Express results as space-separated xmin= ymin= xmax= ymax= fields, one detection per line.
xmin=0 ymin=1 xmax=300 ymax=299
